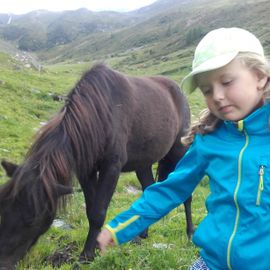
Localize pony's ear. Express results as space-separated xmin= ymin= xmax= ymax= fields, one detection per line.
xmin=1 ymin=160 xmax=19 ymax=177
xmin=55 ymin=184 xmax=73 ymax=197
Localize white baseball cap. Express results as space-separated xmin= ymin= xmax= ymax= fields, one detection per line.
xmin=181 ymin=27 xmax=265 ymax=93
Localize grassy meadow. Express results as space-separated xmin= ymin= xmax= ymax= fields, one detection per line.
xmin=1 ymin=0 xmax=269 ymax=268
xmin=0 ymin=50 xmax=208 ymax=270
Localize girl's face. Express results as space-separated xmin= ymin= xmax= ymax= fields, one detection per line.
xmin=195 ymin=59 xmax=268 ymax=121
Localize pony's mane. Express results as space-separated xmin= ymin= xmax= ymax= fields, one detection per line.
xmin=1 ymin=64 xmax=117 ymax=212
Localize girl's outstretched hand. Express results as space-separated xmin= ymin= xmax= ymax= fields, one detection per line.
xmin=97 ymin=228 xmax=115 ymax=254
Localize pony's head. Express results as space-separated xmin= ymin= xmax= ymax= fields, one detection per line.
xmin=0 ymin=160 xmax=72 ymax=270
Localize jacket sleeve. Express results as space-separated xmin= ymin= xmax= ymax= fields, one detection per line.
xmin=105 ymin=135 xmax=207 ymax=245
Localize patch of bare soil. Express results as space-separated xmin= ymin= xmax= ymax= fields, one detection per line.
xmin=45 ymin=241 xmax=77 ymax=268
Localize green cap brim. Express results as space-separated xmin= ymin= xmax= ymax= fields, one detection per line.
xmin=181 ymin=51 xmax=238 ymax=93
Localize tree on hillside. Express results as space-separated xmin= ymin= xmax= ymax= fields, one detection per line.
xmin=185 ymin=26 xmax=205 ymax=46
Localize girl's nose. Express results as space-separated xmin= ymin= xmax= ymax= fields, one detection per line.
xmin=212 ymin=87 xmax=225 ymax=101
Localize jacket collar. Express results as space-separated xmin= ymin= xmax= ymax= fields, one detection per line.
xmin=224 ymin=102 xmax=270 ymax=135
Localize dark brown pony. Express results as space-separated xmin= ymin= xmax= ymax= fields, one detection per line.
xmin=0 ymin=64 xmax=192 ymax=269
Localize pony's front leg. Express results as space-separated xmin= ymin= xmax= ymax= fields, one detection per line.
xmin=79 ymin=160 xmax=122 ymax=262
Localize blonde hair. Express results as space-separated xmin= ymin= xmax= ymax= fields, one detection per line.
xmin=182 ymin=52 xmax=270 ymax=146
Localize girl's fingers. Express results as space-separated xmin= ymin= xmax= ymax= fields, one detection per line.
xmin=97 ymin=228 xmax=115 ymax=254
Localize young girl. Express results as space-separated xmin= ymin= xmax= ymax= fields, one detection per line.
xmin=97 ymin=27 xmax=270 ymax=270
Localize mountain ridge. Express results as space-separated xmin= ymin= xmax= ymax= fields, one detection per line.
xmin=0 ymin=0 xmax=269 ymax=64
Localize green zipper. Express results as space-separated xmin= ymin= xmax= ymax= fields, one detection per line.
xmin=256 ymin=165 xmax=264 ymax=206
xmin=226 ymin=130 xmax=249 ymax=270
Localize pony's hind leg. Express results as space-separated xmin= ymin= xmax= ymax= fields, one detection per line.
xmin=183 ymin=196 xmax=194 ymax=239
xmin=135 ymin=165 xmax=155 ymax=239
xmin=136 ymin=165 xmax=155 ymax=190
xmin=158 ymin=146 xmax=194 ymax=239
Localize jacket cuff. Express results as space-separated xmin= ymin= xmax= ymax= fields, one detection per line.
xmin=105 ymin=224 xmax=120 ymax=245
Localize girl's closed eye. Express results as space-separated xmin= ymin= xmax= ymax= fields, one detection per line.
xmin=222 ymin=79 xmax=234 ymax=86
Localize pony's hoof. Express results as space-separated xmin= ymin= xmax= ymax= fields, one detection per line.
xmin=139 ymin=231 xmax=148 ymax=239
xmin=78 ymin=253 xmax=94 ymax=264
xmin=131 ymin=236 xmax=142 ymax=245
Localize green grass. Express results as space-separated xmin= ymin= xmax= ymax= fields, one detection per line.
xmin=16 ymin=176 xmax=209 ymax=270
xmin=0 ymin=53 xmax=88 ymax=165
xmin=0 ymin=51 xmax=208 ymax=269
xmin=1 ymin=1 xmax=270 ymax=267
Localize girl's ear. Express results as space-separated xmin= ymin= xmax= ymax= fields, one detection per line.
xmin=258 ymin=76 xmax=268 ymax=90
xmin=255 ymin=70 xmax=268 ymax=91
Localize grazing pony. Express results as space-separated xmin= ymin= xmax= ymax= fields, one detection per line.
xmin=0 ymin=64 xmax=192 ymax=269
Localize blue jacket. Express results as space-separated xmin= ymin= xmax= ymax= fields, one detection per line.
xmin=105 ymin=102 xmax=270 ymax=270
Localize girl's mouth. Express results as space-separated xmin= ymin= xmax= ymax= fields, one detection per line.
xmin=219 ymin=105 xmax=233 ymax=113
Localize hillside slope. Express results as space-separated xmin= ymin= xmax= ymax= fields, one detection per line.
xmin=0 ymin=0 xmax=269 ymax=64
